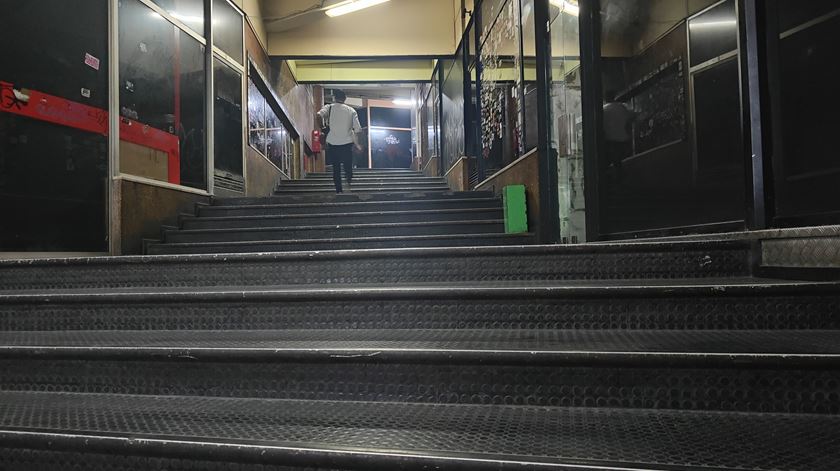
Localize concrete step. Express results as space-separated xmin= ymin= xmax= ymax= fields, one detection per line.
xmin=0 ymin=240 xmax=751 ymax=291
xmin=180 ymin=208 xmax=504 ymax=230
xmin=197 ymin=197 xmax=503 ymax=217
xmin=273 ymin=186 xmax=452 ymax=194
xmin=147 ymin=232 xmax=534 ymax=254
xmin=163 ymin=220 xmax=507 ymax=244
xmin=215 ymin=191 xmax=493 ymax=206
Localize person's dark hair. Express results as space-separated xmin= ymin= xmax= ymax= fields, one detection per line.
xmin=333 ymin=90 xmax=347 ymax=103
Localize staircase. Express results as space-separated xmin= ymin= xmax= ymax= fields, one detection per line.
xmin=0 ymin=170 xmax=839 ymax=470
xmin=148 ymin=169 xmax=532 ymax=254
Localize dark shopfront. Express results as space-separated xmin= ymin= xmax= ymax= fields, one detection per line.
xmin=449 ymin=0 xmax=840 ymax=242
xmin=575 ymin=0 xmax=840 ymax=240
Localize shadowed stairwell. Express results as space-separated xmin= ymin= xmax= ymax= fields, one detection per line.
xmin=0 ymin=170 xmax=839 ymax=470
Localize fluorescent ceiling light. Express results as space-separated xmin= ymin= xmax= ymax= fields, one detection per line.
xmin=392 ymin=99 xmax=415 ymax=106
xmin=690 ymin=19 xmax=737 ymax=29
xmin=325 ymin=0 xmax=390 ymax=17
xmin=549 ymin=0 xmax=579 ymax=16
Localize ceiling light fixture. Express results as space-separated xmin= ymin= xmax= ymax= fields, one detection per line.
xmin=392 ymin=99 xmax=415 ymax=106
xmin=325 ymin=0 xmax=390 ymax=18
xmin=549 ymin=0 xmax=579 ymax=17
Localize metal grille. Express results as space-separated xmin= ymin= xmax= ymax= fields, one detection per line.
xmin=0 ymin=359 xmax=837 ymax=414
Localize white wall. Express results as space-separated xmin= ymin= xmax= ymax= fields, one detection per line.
xmin=267 ymin=0 xmax=459 ymax=57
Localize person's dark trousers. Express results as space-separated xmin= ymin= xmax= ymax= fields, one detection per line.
xmin=328 ymin=143 xmax=354 ymax=193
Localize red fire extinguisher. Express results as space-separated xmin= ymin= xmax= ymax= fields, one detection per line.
xmin=311 ymin=129 xmax=322 ymax=153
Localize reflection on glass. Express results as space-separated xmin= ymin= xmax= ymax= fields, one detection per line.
xmin=596 ymin=0 xmax=743 ymax=236
xmin=213 ymin=0 xmax=244 ymax=64
xmin=119 ymin=0 xmax=207 ymax=190
xmin=688 ymin=0 xmax=738 ymax=67
xmin=214 ymin=57 xmax=243 ymax=180
xmin=772 ymin=0 xmax=840 ymax=219
xmin=0 ymin=0 xmax=109 ymax=251
xmin=150 ymin=0 xmax=205 ymax=36
xmin=480 ymin=0 xmax=522 ymax=170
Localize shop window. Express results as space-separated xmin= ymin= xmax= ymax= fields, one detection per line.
xmin=119 ymin=0 xmax=207 ymax=190
xmin=0 ymin=0 xmax=109 ymax=251
xmin=247 ymin=75 xmax=295 ymax=176
xmin=213 ymin=57 xmax=243 ymax=189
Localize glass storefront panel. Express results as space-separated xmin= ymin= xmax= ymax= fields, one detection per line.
xmin=479 ymin=0 xmax=523 ymax=172
xmin=770 ymin=0 xmax=840 ymax=222
xmin=441 ymin=53 xmax=465 ymax=171
xmin=549 ymin=0 xmax=585 ymax=243
xmin=1 ymin=0 xmax=108 ymax=251
xmin=213 ymin=0 xmax=244 ymax=64
xmin=595 ymin=0 xmax=744 ymax=237
xmin=214 ymin=57 xmax=244 ymax=185
xmin=119 ymin=0 xmax=207 ymax=190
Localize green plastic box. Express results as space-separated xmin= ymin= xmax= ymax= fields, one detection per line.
xmin=502 ymin=185 xmax=528 ymax=234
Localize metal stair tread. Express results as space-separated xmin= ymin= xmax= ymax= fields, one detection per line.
xmin=2 ymin=329 xmax=840 ymax=366
xmin=0 ymin=240 xmax=751 ymax=268
xmin=0 ymin=391 xmax=837 ymax=470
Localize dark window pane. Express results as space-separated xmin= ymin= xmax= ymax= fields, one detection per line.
xmin=441 ymin=54 xmax=465 ymax=169
xmin=150 ymin=0 xmax=205 ymax=36
xmin=214 ymin=0 xmax=244 ymax=64
xmin=778 ymin=0 xmax=840 ymax=33
xmin=214 ymin=57 xmax=243 ymax=178
xmin=120 ymin=0 xmax=206 ymax=189
xmin=689 ymin=0 xmax=738 ymax=67
xmin=0 ymin=0 xmax=108 ymax=251
xmin=370 ymin=107 xmax=412 ymax=128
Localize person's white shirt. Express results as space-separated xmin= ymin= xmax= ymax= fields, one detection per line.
xmin=318 ymin=103 xmax=362 ymax=146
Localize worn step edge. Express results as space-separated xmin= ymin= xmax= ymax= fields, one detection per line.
xmin=1 ymin=330 xmax=838 ymax=367
xmin=1 ymin=280 xmax=835 ymax=303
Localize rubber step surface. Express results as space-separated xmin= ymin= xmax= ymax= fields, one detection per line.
xmin=180 ymin=208 xmax=504 ymax=229
xmin=1 ymin=281 xmax=838 ymax=331
xmin=198 ymin=197 xmax=503 ymax=217
xmin=0 ymin=392 xmax=837 ymax=470
xmin=163 ymin=220 xmax=507 ymax=244
xmin=2 ymin=341 xmax=836 ymax=414
xmin=0 ymin=241 xmax=751 ymax=291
